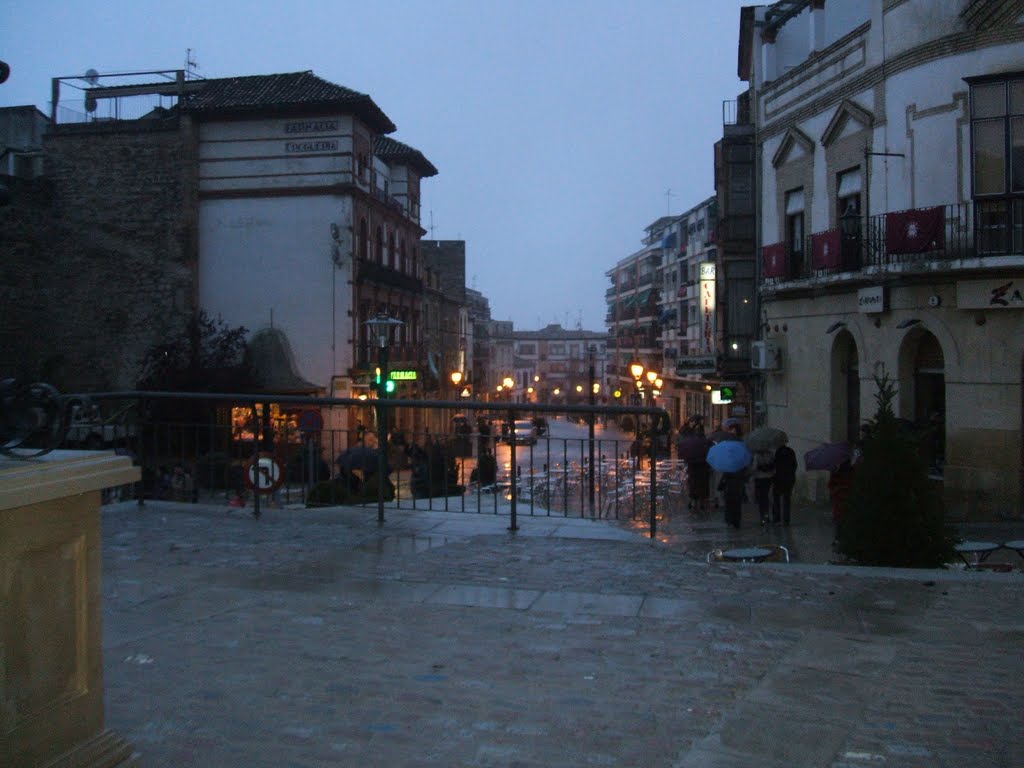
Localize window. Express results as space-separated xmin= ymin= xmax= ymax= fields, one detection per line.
xmin=971 ymin=79 xmax=1024 ymax=195
xmin=785 ymin=188 xmax=805 ymax=278
xmin=387 ymin=233 xmax=396 ymax=269
xmin=359 ymin=219 xmax=368 ymax=260
xmin=399 ymin=240 xmax=407 ymax=273
xmin=837 ymin=168 xmax=862 ymax=270
xmin=375 ymin=227 xmax=384 ymax=263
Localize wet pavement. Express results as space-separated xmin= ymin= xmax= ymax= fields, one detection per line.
xmin=99 ymin=497 xmax=1024 ymax=767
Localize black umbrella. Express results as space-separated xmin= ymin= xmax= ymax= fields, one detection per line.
xmin=804 ymin=442 xmax=851 ymax=471
xmin=676 ymin=435 xmax=711 ymax=461
xmin=336 ymin=446 xmax=390 ymax=476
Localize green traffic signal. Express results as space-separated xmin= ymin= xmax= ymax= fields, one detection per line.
xmin=384 ymin=379 xmax=396 ymax=395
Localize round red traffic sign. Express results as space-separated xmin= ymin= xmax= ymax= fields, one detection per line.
xmin=244 ymin=452 xmax=284 ymax=494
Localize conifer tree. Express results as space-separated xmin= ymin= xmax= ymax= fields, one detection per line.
xmin=836 ymin=370 xmax=957 ymax=567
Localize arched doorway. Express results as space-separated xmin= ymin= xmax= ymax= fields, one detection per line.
xmin=904 ymin=331 xmax=945 ymax=475
xmin=830 ymin=330 xmax=860 ymax=443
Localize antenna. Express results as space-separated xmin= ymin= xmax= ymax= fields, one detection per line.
xmin=428 ymin=210 xmax=435 ymax=239
xmin=665 ymin=188 xmax=676 ymax=215
xmin=185 ymin=49 xmax=199 ymax=79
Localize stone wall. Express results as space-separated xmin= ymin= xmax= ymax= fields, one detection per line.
xmin=0 ymin=120 xmax=197 ymax=391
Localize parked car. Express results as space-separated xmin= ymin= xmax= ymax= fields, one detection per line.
xmin=503 ymin=419 xmax=538 ymax=446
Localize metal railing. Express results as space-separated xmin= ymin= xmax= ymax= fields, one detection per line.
xmin=56 ymin=391 xmax=675 ymax=539
xmin=768 ymin=200 xmax=1023 ymax=284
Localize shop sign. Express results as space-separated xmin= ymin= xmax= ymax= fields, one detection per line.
xmin=390 ymin=370 xmax=418 ymax=381
xmin=857 ymin=286 xmax=886 ymax=313
xmin=675 ymin=356 xmax=717 ymax=375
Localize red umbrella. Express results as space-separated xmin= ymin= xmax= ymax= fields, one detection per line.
xmin=804 ymin=442 xmax=851 ymax=471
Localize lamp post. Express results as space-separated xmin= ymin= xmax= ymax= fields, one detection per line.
xmin=451 ymin=370 xmax=463 ymax=397
xmin=365 ymin=312 xmax=403 ymax=525
xmin=502 ymin=375 xmax=514 ymax=402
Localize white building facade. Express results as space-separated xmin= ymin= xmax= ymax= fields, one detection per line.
xmin=744 ymin=0 xmax=1024 ymax=517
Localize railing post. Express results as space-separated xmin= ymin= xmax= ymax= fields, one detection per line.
xmin=251 ymin=403 xmax=261 ymax=519
xmin=649 ymin=447 xmax=657 ymax=539
xmin=508 ymin=408 xmax=518 ymax=532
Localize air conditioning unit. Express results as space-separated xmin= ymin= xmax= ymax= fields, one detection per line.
xmin=751 ymin=340 xmax=782 ymax=371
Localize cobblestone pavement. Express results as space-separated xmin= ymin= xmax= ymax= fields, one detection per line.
xmin=100 ymin=499 xmax=1024 ymax=767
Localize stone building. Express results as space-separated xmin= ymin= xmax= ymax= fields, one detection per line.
xmin=741 ymin=0 xmax=1024 ymax=517
xmin=1 ymin=69 xmax=451 ymax=441
xmin=509 ymin=324 xmax=609 ymax=405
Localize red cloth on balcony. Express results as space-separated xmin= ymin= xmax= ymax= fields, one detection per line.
xmin=762 ymin=242 xmax=787 ymax=278
xmin=811 ymin=228 xmax=842 ymax=270
xmin=885 ymin=206 xmax=945 ymax=254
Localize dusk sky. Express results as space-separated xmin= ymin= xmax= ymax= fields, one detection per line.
xmin=2 ymin=0 xmax=750 ymax=331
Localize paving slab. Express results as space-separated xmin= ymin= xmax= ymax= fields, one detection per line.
xmin=96 ymin=499 xmax=1024 ymax=767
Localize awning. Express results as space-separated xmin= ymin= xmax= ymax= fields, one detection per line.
xmin=247 ymin=328 xmax=320 ymax=394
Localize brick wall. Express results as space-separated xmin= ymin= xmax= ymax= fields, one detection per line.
xmin=0 ymin=120 xmax=197 ymax=391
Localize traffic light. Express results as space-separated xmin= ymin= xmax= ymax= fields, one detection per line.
xmin=374 ymin=367 xmax=396 ymax=396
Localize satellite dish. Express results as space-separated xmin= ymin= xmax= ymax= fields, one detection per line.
xmin=0 ymin=61 xmax=10 ymax=85
xmin=84 ymin=95 xmax=97 ymax=113
xmin=84 ymin=68 xmax=99 ymax=85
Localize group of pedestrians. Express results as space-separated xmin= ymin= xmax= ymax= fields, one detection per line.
xmin=676 ymin=417 xmax=797 ymax=531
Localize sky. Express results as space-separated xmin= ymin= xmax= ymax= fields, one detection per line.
xmin=1 ymin=0 xmax=750 ymax=331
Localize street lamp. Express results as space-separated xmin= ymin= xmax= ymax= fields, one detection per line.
xmin=450 ymin=370 xmax=463 ymax=396
xmin=364 ymin=312 xmax=403 ymax=525
xmin=502 ymin=375 xmax=514 ymax=402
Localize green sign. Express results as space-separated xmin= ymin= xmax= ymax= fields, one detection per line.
xmin=390 ymin=370 xmax=418 ymax=381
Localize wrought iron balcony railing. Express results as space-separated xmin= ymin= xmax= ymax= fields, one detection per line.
xmin=763 ymin=199 xmax=1023 ymax=285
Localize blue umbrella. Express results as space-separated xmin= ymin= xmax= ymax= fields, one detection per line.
xmin=706 ymin=440 xmax=752 ymax=473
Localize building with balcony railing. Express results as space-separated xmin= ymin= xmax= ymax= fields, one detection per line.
xmin=508 ymin=325 xmax=609 ymax=405
xmin=742 ymin=0 xmax=1024 ymax=517
xmin=5 ymin=68 xmax=443 ymax=443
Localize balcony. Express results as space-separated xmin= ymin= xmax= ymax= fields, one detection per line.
xmin=762 ymin=200 xmax=1024 ymax=292
xmin=357 ymin=258 xmax=423 ymax=292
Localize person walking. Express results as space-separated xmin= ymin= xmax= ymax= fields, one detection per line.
xmin=752 ymin=449 xmax=775 ymax=527
xmin=771 ymin=442 xmax=797 ymax=526
xmin=719 ymin=469 xmax=748 ymax=529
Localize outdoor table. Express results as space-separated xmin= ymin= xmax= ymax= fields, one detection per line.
xmin=721 ymin=546 xmax=775 ymax=563
xmin=954 ymin=540 xmax=1001 ymax=568
xmin=1002 ymin=540 xmax=1024 ymax=562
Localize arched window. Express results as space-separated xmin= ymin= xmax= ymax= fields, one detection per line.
xmin=359 ymin=219 xmax=368 ymax=260
xmin=375 ymin=227 xmax=384 ymax=264
xmin=388 ymin=232 xmax=396 ymax=269
xmin=399 ymin=240 xmax=407 ymax=273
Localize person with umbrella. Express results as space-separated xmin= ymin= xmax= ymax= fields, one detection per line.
xmin=772 ymin=441 xmax=797 ymax=526
xmin=677 ymin=418 xmax=711 ymax=512
xmin=707 ymin=439 xmax=753 ymax=529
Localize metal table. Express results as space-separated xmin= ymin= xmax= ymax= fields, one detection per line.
xmin=721 ymin=546 xmax=775 ymax=563
xmin=954 ymin=540 xmax=1000 ymax=568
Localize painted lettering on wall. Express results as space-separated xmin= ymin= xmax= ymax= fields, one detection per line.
xmin=285 ymin=140 xmax=339 ymax=153
xmin=284 ymin=120 xmax=339 ymax=134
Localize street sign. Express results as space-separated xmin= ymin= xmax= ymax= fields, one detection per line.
xmin=244 ymin=452 xmax=284 ymax=494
